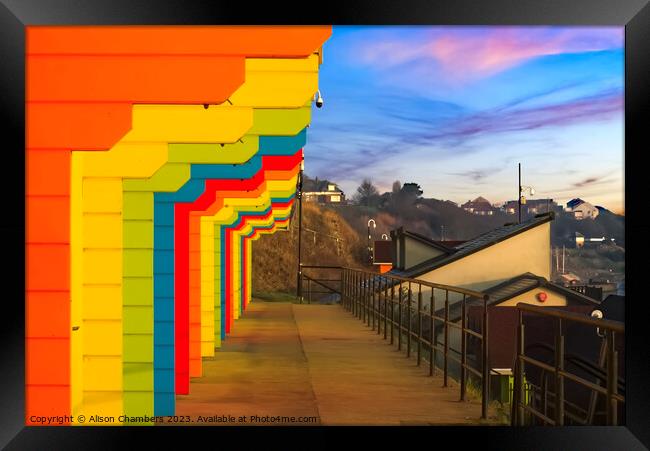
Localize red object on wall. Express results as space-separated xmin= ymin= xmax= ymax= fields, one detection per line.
xmin=537 ymin=292 xmax=548 ymax=303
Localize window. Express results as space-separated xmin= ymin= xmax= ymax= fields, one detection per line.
xmin=330 ymin=195 xmax=341 ymax=202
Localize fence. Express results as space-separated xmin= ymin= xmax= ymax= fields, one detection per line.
xmin=513 ymin=303 xmax=625 ymax=426
xmin=298 ymin=265 xmax=342 ymax=304
xmin=337 ymin=266 xmax=491 ymax=419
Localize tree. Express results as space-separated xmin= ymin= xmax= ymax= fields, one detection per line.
xmin=353 ymin=178 xmax=380 ymax=207
xmin=392 ymin=180 xmax=402 ymax=194
xmin=401 ymin=182 xmax=423 ymax=199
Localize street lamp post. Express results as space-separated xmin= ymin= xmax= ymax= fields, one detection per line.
xmin=518 ymin=163 xmax=535 ymax=224
xmin=518 ymin=163 xmax=521 ymax=224
xmin=296 ymin=167 xmax=304 ymax=301
xmin=367 ymin=219 xmax=376 ymax=265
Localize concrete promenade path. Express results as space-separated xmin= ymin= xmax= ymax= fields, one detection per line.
xmin=174 ymin=300 xmax=495 ymax=426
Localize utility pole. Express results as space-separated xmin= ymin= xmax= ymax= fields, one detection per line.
xmin=518 ymin=163 xmax=522 ymax=224
xmin=296 ymin=169 xmax=303 ymax=301
xmin=562 ymin=245 xmax=565 ymax=274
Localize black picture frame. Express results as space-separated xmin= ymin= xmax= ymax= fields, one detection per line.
xmin=2 ymin=0 xmax=648 ymax=448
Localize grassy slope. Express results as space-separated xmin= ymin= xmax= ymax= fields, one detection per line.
xmin=252 ymin=202 xmax=366 ymax=296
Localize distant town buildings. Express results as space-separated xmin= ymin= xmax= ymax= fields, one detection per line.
xmin=461 ymin=196 xmax=496 ymax=215
xmin=565 ymin=198 xmax=599 ymax=220
xmin=502 ymin=198 xmax=561 ymax=216
xmin=575 ymin=232 xmax=615 ymax=248
xmin=303 ymin=183 xmax=346 ymax=205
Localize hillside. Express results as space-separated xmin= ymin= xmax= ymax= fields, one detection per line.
xmin=251 ymin=202 xmax=366 ymax=297
xmin=252 ymin=182 xmax=625 ymax=297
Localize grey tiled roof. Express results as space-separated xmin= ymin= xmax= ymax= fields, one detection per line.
xmin=483 ymin=273 xmax=542 ymax=304
xmin=391 ymin=213 xmax=555 ymax=278
xmin=482 ymin=272 xmax=600 ymax=306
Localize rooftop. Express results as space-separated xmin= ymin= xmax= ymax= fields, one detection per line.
xmin=390 ymin=212 xmax=555 ymax=278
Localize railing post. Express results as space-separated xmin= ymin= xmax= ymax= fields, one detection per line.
xmin=390 ymin=283 xmax=395 ymax=345
xmin=555 ymin=319 xmax=564 ymax=426
xmin=372 ymin=277 xmax=377 ymax=331
xmin=398 ymin=283 xmax=403 ymax=351
xmin=482 ymin=295 xmax=489 ymax=420
xmin=417 ymin=286 xmax=422 ymax=366
xmin=352 ymin=272 xmax=356 ymax=315
xmin=460 ymin=294 xmax=467 ymax=401
xmin=367 ymin=274 xmax=372 ymax=327
xmin=299 ymin=271 xmax=303 ymax=304
xmin=377 ymin=277 xmax=382 ymax=335
xmin=407 ymin=282 xmax=412 ymax=358
xmin=516 ymin=310 xmax=525 ymax=426
xmin=361 ymin=274 xmax=365 ymax=321
xmin=384 ymin=279 xmax=388 ymax=340
xmin=341 ymin=268 xmax=345 ymax=307
xmin=366 ymin=274 xmax=370 ymax=326
xmin=340 ymin=270 xmax=343 ymax=308
xmin=430 ymin=289 xmax=435 ymax=376
xmin=443 ymin=290 xmax=449 ymax=387
xmin=307 ymin=278 xmax=312 ymax=304
xmin=606 ymin=330 xmax=618 ymax=425
xmin=355 ymin=272 xmax=360 ymax=317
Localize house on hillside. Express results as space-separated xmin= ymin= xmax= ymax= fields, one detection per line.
xmin=502 ymin=198 xmax=560 ymax=216
xmin=461 ymin=196 xmax=496 ymax=215
xmin=565 ymin=198 xmax=599 ymax=220
xmin=303 ymin=183 xmax=346 ymax=205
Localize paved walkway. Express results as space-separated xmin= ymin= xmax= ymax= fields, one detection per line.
xmin=174 ymin=301 xmax=494 ymax=425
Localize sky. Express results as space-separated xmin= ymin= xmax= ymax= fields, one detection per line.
xmin=306 ymin=26 xmax=624 ymax=213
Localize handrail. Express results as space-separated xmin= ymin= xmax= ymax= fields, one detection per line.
xmin=338 ymin=265 xmax=491 ymax=420
xmin=516 ymin=303 xmax=624 ymax=333
xmin=303 ymin=264 xmax=489 ymax=300
xmin=526 ymin=342 xmax=625 ymax=391
xmin=513 ymin=302 xmax=624 ymax=426
xmin=299 ymin=265 xmax=343 ymax=304
xmin=300 ymin=264 xmax=342 ymax=269
xmin=302 ymin=273 xmax=341 ymax=295
xmin=344 ymin=266 xmax=489 ymax=300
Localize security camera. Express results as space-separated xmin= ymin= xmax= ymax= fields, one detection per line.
xmin=314 ymin=90 xmax=323 ymax=108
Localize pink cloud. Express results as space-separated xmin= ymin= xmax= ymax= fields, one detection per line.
xmin=353 ymin=27 xmax=623 ymax=83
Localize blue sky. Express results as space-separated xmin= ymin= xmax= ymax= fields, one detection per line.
xmin=306 ymin=26 xmax=624 ymax=213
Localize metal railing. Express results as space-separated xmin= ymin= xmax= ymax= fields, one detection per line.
xmin=298 ymin=265 xmax=342 ymax=304
xmin=513 ymin=303 xmax=625 ymax=426
xmin=338 ymin=266 xmax=491 ymax=419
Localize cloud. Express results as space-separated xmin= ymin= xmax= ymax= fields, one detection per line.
xmin=307 ymin=87 xmax=622 ymax=197
xmin=573 ymin=176 xmax=604 ymax=188
xmin=446 ymin=167 xmax=504 ymax=182
xmin=351 ymin=27 xmax=622 ymax=84
xmin=409 ymin=88 xmax=622 ymax=146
